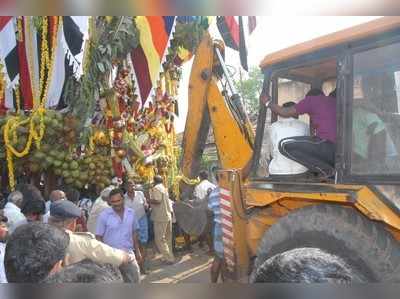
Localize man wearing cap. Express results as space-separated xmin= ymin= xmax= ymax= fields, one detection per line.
xmin=48 ymin=200 xmax=140 ymax=283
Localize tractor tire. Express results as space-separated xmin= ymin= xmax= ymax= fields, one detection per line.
xmin=250 ymin=204 xmax=400 ymax=282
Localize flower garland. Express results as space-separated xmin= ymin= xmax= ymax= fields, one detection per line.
xmin=4 ymin=16 xmax=60 ymax=190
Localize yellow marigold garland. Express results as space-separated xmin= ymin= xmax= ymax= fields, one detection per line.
xmin=4 ymin=17 xmax=60 ymax=190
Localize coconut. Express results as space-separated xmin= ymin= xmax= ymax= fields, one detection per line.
xmin=62 ymin=162 xmax=69 ymax=170
xmin=54 ymin=168 xmax=62 ymax=176
xmin=51 ymin=119 xmax=59 ymax=128
xmin=65 ymin=177 xmax=73 ymax=185
xmin=71 ymin=170 xmax=80 ymax=178
xmin=49 ymin=150 xmax=58 ymax=157
xmin=53 ymin=160 xmax=62 ymax=167
xmin=46 ymin=156 xmax=54 ymax=165
xmin=80 ymin=172 xmax=89 ymax=181
xmin=33 ymin=151 xmax=46 ymax=161
xmin=41 ymin=144 xmax=51 ymax=153
xmin=70 ymin=161 xmax=79 ymax=170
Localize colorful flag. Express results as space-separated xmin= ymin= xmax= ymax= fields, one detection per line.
xmin=131 ymin=16 xmax=176 ymax=104
xmin=239 ymin=16 xmax=248 ymax=72
xmin=217 ymin=16 xmax=249 ymax=71
xmin=216 ymin=16 xmax=239 ymax=51
xmin=0 ymin=17 xmax=18 ymax=88
xmin=248 ymin=16 xmax=257 ymax=34
xmin=17 ymin=17 xmax=34 ymax=110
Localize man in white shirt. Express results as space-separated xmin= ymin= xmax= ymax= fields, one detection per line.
xmin=193 ymin=171 xmax=215 ymax=252
xmin=3 ymin=191 xmax=25 ymax=233
xmin=193 ymin=171 xmax=216 ymax=201
xmin=87 ymin=186 xmax=113 ymax=234
xmin=0 ymin=215 xmax=9 ymax=283
xmin=267 ymin=102 xmax=310 ymax=176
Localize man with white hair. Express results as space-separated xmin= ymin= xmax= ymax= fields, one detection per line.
xmin=87 ymin=187 xmax=113 ymax=234
xmin=43 ymin=190 xmax=66 ymax=224
xmin=3 ymin=191 xmax=25 ymax=233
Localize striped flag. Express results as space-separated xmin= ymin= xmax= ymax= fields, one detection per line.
xmin=0 ymin=16 xmax=83 ymax=111
xmin=0 ymin=17 xmax=19 ymax=110
xmin=131 ymin=16 xmax=176 ymax=104
xmin=248 ymin=16 xmax=257 ymax=34
xmin=217 ymin=16 xmax=256 ymax=72
xmin=18 ymin=17 xmax=34 ymax=110
xmin=216 ymin=16 xmax=239 ymax=51
xmin=0 ymin=17 xmax=18 ymax=88
xmin=238 ymin=16 xmax=248 ymax=72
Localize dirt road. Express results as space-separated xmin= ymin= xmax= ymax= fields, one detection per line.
xmin=141 ymin=245 xmax=213 ymax=283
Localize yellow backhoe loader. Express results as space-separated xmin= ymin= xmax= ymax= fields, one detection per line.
xmin=180 ymin=17 xmax=400 ymax=282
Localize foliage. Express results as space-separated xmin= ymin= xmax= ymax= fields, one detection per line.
xmin=64 ymin=17 xmax=139 ymax=144
xmin=233 ymin=66 xmax=263 ymax=118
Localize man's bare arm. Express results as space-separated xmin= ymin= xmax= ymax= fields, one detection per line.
xmin=260 ymin=93 xmax=298 ymax=118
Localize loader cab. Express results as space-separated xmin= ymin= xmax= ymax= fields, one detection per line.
xmin=252 ymin=18 xmax=400 ymax=185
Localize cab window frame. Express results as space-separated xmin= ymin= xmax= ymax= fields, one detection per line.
xmin=251 ymin=58 xmax=338 ymax=180
xmin=341 ymin=36 xmax=400 ymax=185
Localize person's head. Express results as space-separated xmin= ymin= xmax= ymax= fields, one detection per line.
xmin=329 ymin=88 xmax=336 ymax=98
xmin=153 ymin=175 xmax=163 ymax=186
xmin=199 ymin=170 xmax=209 ymax=181
xmin=100 ymin=186 xmax=114 ymax=202
xmin=65 ymin=187 xmax=80 ymax=204
xmin=5 ymin=222 xmax=70 ymax=282
xmin=0 ymin=215 xmax=9 ymax=242
xmin=126 ymin=180 xmax=135 ymax=194
xmin=43 ymin=259 xmax=123 ymax=283
xmin=306 ymin=88 xmax=324 ymax=97
xmin=111 ymin=177 xmax=123 ymax=187
xmin=49 ymin=190 xmax=66 ymax=203
xmin=108 ymin=188 xmax=125 ymax=213
xmin=15 ymin=183 xmax=43 ymax=201
xmin=252 ymin=248 xmax=363 ymax=283
xmin=48 ymin=200 xmax=82 ymax=232
xmin=282 ymin=102 xmax=297 ymax=119
xmin=20 ymin=197 xmax=46 ymax=222
xmin=7 ymin=191 xmax=23 ymax=208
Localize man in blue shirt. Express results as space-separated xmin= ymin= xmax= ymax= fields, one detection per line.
xmin=96 ymin=188 xmax=142 ymax=283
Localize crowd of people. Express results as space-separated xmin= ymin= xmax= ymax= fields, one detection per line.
xmin=0 ymin=174 xmax=180 ymax=283
xmin=0 ymin=170 xmax=228 ymax=284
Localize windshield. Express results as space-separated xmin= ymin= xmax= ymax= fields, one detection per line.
xmin=351 ymin=41 xmax=400 ymax=175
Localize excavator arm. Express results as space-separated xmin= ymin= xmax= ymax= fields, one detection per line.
xmin=179 ymin=32 xmax=254 ymax=196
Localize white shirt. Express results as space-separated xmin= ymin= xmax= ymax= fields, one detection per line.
xmin=0 ymin=243 xmax=6 ymax=283
xmin=193 ymin=180 xmax=216 ymax=201
xmin=87 ymin=197 xmax=109 ymax=234
xmin=124 ymin=191 xmax=147 ymax=220
xmin=43 ymin=211 xmax=50 ymax=224
xmin=3 ymin=202 xmax=26 ymax=233
xmin=45 ymin=201 xmax=51 ymax=213
xmin=268 ymin=117 xmax=309 ymax=175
